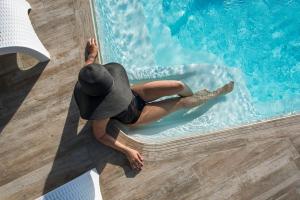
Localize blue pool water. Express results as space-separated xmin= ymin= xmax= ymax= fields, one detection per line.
xmin=94 ymin=0 xmax=300 ymax=142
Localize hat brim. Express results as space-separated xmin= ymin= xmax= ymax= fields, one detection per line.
xmin=74 ymin=63 xmax=133 ymax=120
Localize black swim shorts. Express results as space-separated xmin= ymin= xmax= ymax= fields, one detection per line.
xmin=111 ymin=90 xmax=146 ymax=124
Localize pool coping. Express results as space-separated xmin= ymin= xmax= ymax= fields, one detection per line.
xmin=110 ymin=113 xmax=300 ymax=162
xmin=88 ymin=0 xmax=300 ymax=147
xmin=113 ymin=113 xmax=300 ymax=143
xmin=89 ymin=0 xmax=103 ymax=64
xmin=114 ymin=113 xmax=300 ymax=144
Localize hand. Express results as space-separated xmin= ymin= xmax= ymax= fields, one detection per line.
xmin=125 ymin=147 xmax=144 ymax=171
xmin=86 ymin=38 xmax=98 ymax=63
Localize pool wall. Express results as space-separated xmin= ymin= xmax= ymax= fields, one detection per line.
xmin=112 ymin=114 xmax=300 ymax=150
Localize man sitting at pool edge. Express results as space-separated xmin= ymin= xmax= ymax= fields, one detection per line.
xmin=73 ymin=38 xmax=234 ymax=171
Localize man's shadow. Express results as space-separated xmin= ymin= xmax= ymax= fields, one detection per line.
xmin=0 ymin=54 xmax=48 ymax=134
xmin=42 ymin=96 xmax=136 ymax=196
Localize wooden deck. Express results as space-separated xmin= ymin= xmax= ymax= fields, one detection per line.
xmin=108 ymin=114 xmax=300 ymax=200
xmin=0 ymin=0 xmax=300 ymax=199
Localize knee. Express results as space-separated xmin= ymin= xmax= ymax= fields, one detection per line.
xmin=173 ymin=81 xmax=185 ymax=91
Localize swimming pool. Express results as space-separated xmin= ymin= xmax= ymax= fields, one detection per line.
xmin=93 ymin=0 xmax=300 ymax=142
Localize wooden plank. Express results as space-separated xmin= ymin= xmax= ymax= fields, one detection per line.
xmin=0 ymin=0 xmax=96 ymax=199
xmin=1 ymin=0 xmax=300 ymax=199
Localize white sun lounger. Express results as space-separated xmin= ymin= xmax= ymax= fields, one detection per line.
xmin=36 ymin=169 xmax=103 ymax=200
xmin=0 ymin=0 xmax=50 ymax=62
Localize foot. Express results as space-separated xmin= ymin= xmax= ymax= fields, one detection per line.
xmin=180 ymin=81 xmax=234 ymax=108
xmin=214 ymin=81 xmax=234 ymax=96
xmin=85 ymin=38 xmax=98 ymax=65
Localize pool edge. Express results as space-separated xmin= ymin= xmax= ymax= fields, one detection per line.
xmin=112 ymin=113 xmax=300 ymax=160
xmin=89 ymin=0 xmax=103 ymax=64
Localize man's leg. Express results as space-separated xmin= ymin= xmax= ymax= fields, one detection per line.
xmin=130 ymin=81 xmax=234 ymax=126
xmin=131 ymin=80 xmax=193 ymax=102
xmin=130 ymin=97 xmax=182 ymax=126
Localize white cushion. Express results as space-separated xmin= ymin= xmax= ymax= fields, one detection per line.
xmin=0 ymin=0 xmax=50 ymax=62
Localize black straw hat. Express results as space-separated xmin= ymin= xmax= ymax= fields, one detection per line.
xmin=74 ymin=63 xmax=133 ymax=120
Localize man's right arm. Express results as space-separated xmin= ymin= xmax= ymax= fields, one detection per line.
xmin=92 ymin=118 xmax=144 ymax=170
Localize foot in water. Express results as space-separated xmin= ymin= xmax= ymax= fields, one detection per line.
xmin=180 ymin=81 xmax=234 ymax=108
xmin=214 ymin=81 xmax=234 ymax=96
